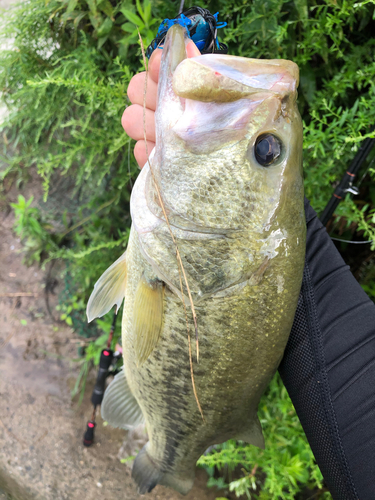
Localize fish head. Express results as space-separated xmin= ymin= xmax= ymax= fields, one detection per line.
xmin=146 ymin=24 xmax=303 ymax=235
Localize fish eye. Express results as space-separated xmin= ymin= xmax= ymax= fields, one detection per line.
xmin=254 ymin=134 xmax=282 ymax=167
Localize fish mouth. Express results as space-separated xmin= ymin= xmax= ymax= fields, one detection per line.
xmin=172 ymin=54 xmax=299 ymax=102
xmin=160 ymin=25 xmax=298 ymax=106
xmin=146 ymin=25 xmax=299 ymax=232
xmin=156 ymin=24 xmax=298 ymax=139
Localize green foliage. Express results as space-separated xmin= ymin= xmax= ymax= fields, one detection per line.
xmin=121 ymin=0 xmax=159 ymax=47
xmin=56 ymin=294 xmax=86 ymax=326
xmin=1 ymin=0 xmax=374 ymax=497
xmin=10 ymin=195 xmax=58 ymax=263
xmin=0 ymin=0 xmax=139 ymax=326
xmin=198 ymin=374 xmax=331 ymax=499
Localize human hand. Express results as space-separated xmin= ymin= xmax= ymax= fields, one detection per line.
xmin=122 ymin=41 xmax=201 ymax=168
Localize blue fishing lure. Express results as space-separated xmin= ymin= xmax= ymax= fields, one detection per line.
xmin=146 ymin=6 xmax=227 ymax=59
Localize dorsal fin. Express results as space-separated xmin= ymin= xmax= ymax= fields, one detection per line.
xmin=101 ymin=369 xmax=144 ymax=429
xmin=133 ymin=275 xmax=164 ymax=366
xmin=86 ymin=251 xmax=127 ymax=322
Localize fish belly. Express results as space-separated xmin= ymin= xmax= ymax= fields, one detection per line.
xmin=122 ymin=225 xmax=303 ymax=493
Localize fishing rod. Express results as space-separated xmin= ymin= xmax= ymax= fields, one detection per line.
xmin=319 ymin=133 xmax=375 ymax=226
xmin=83 ymin=313 xmax=121 ymax=446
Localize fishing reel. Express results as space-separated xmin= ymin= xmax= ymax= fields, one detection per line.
xmin=146 ymin=6 xmax=228 ymax=59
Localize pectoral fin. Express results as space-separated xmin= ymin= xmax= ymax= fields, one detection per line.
xmin=86 ymin=251 xmax=127 ymax=322
xmin=101 ymin=369 xmax=144 ymax=429
xmin=237 ymin=416 xmax=265 ymax=449
xmin=133 ymin=275 xmax=164 ymax=366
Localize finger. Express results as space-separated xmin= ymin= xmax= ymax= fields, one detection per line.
xmin=186 ymin=40 xmax=201 ymax=58
xmin=127 ymin=72 xmax=158 ymax=111
xmin=134 ymin=140 xmax=156 ymax=169
xmin=122 ymin=104 xmax=156 ymax=142
xmin=148 ymin=40 xmax=201 ymax=84
xmin=149 ymin=48 xmax=162 ymax=83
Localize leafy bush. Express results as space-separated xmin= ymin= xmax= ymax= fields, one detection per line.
xmin=1 ymin=0 xmax=374 ymax=497
xmin=10 ymin=195 xmax=57 ymax=263
xmin=0 ymin=0 xmax=142 ymax=297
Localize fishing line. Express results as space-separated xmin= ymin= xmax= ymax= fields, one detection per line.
xmin=355 ymin=154 xmax=375 ymax=190
xmin=330 ymin=237 xmax=374 ymax=245
xmin=320 ymin=132 xmax=375 ymax=226
xmin=127 ymin=138 xmax=133 ymax=190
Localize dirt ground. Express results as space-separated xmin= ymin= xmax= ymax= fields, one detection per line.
xmin=0 ymin=174 xmax=225 ymax=500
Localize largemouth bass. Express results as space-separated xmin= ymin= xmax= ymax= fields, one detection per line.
xmin=87 ymin=24 xmax=305 ymax=495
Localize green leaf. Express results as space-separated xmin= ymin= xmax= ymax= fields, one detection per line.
xmin=73 ymin=11 xmax=87 ymax=27
xmin=120 ymin=9 xmax=143 ymax=26
xmin=97 ymin=16 xmax=113 ymax=37
xmin=20 ymin=319 xmax=27 ymax=326
xmin=121 ymin=22 xmax=135 ymax=33
xmin=97 ymin=0 xmax=114 ymax=19
xmin=89 ymin=12 xmax=101 ymax=29
xmin=135 ymin=0 xmax=145 ymax=22
xmin=98 ymin=35 xmax=109 ymax=49
xmin=294 ymin=0 xmax=308 ymax=22
xmin=352 ymin=98 xmax=360 ymax=116
xmin=86 ymin=0 xmax=97 ymax=15
xmin=143 ymin=1 xmax=151 ymax=23
xmin=300 ymin=65 xmax=316 ymax=103
xmin=67 ymin=0 xmax=79 ymax=13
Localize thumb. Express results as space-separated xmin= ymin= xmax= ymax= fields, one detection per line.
xmin=186 ymin=40 xmax=201 ymax=58
xmin=149 ymin=39 xmax=201 ymax=83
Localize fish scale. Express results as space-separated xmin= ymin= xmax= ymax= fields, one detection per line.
xmin=87 ymin=24 xmax=305 ymax=495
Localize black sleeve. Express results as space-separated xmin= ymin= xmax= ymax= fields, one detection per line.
xmin=278 ymin=198 xmax=375 ymax=500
